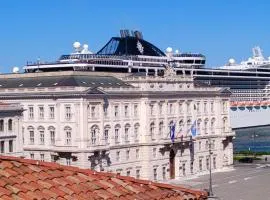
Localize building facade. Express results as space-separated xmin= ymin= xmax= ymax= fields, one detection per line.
xmin=0 ymin=103 xmax=24 ymax=156
xmin=0 ymin=71 xmax=234 ymax=181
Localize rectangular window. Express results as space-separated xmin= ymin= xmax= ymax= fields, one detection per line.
xmin=115 ymin=128 xmax=119 ymax=143
xmin=204 ymin=102 xmax=207 ymax=113
xmin=50 ymin=130 xmax=55 ymax=145
xmin=182 ymin=163 xmax=186 ymax=176
xmin=29 ymin=106 xmax=34 ymax=120
xmin=136 ymin=149 xmax=140 ymax=159
xmin=190 ymin=161 xmax=194 ymax=174
xmin=213 ymin=157 xmax=217 ymax=169
xmin=30 ymin=130 xmax=34 ymax=144
xmin=169 ymin=104 xmax=173 ymax=114
xmin=210 ymin=102 xmax=214 ymax=113
xmin=124 ymin=127 xmax=129 ymax=142
xmin=159 ymin=103 xmax=163 ymax=115
xmin=66 ymin=131 xmax=71 ymax=145
xmin=126 ymin=150 xmax=130 ymax=160
xmin=136 ymin=169 xmax=140 ymax=179
xmin=197 ymin=102 xmax=200 ymax=112
xmin=40 ymin=154 xmax=44 ymax=162
xmin=0 ymin=120 xmax=4 ymax=132
xmin=116 ymin=151 xmax=120 ymax=162
xmin=134 ymin=104 xmax=138 ymax=117
xmin=153 ymin=168 xmax=157 ymax=181
xmin=126 ymin=170 xmax=130 ymax=176
xmin=40 ymin=131 xmax=45 ymax=145
xmin=0 ymin=141 xmax=4 ymax=153
xmin=206 ymin=157 xmax=209 ymax=170
xmin=150 ymin=104 xmax=154 ymax=115
xmin=49 ymin=106 xmax=55 ymax=119
xmin=39 ymin=106 xmax=44 ymax=119
xmin=91 ymin=106 xmax=96 ymax=118
xmin=162 ymin=167 xmax=166 ymax=180
xmin=153 ymin=148 xmax=157 ymax=158
xmin=199 ymin=159 xmax=202 ymax=171
xmin=104 ymin=129 xmax=109 ymax=144
xmin=30 ymin=153 xmax=34 ymax=159
xmin=134 ymin=126 xmax=138 ymax=141
xmin=114 ymin=105 xmax=119 ymax=118
xmin=187 ymin=102 xmax=191 ymax=113
xmin=65 ymin=106 xmax=71 ymax=120
xmin=124 ymin=105 xmax=129 ymax=117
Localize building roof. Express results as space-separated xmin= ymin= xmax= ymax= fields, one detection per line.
xmin=0 ymin=74 xmax=132 ymax=89
xmin=0 ymin=156 xmax=207 ymax=200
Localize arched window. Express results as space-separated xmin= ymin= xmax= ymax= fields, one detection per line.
xmin=124 ymin=124 xmax=130 ymax=143
xmin=91 ymin=125 xmax=99 ymax=145
xmin=150 ymin=122 xmax=155 ymax=139
xmin=28 ymin=126 xmax=35 ymax=145
xmin=134 ymin=123 xmax=140 ymax=141
xmin=38 ymin=126 xmax=45 ymax=145
xmin=115 ymin=124 xmax=121 ymax=144
xmin=48 ymin=126 xmax=55 ymax=145
xmin=64 ymin=126 xmax=72 ymax=145
xmin=0 ymin=119 xmax=4 ymax=132
xmin=104 ymin=125 xmax=110 ymax=144
xmin=8 ymin=119 xmax=12 ymax=131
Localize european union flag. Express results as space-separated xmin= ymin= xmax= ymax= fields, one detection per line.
xmin=170 ymin=123 xmax=176 ymax=143
xmin=191 ymin=120 xmax=197 ymax=137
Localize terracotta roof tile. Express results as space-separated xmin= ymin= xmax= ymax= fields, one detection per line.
xmin=0 ymin=156 xmax=207 ymax=200
xmin=0 ymin=186 xmax=12 ymax=197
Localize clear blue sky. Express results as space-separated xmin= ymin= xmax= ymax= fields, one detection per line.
xmin=0 ymin=0 xmax=270 ymax=73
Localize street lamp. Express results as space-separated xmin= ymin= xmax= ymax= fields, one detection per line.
xmin=208 ymin=139 xmax=214 ymax=197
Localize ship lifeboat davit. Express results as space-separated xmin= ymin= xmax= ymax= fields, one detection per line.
xmin=246 ymin=101 xmax=253 ymax=107
xmin=254 ymin=101 xmax=261 ymax=107
xmin=238 ymin=101 xmax=245 ymax=107
xmin=261 ymin=101 xmax=268 ymax=107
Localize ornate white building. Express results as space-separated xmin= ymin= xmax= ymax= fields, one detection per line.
xmin=0 ymin=71 xmax=234 ymax=181
xmin=0 ymin=103 xmax=24 ymax=156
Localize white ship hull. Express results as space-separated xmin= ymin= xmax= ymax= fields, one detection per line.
xmin=230 ymin=106 xmax=270 ymax=129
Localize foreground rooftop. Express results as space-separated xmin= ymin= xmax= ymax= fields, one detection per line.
xmin=0 ymin=156 xmax=207 ymax=200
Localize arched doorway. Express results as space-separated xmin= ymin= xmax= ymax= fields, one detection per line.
xmin=169 ymin=149 xmax=176 ymax=179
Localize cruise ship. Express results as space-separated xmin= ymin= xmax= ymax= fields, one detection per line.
xmin=23 ymin=30 xmax=270 ymax=129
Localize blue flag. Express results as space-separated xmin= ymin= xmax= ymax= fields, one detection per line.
xmin=170 ymin=123 xmax=176 ymax=143
xmin=191 ymin=120 xmax=197 ymax=137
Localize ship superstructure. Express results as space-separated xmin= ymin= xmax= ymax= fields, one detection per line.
xmin=22 ymin=30 xmax=270 ymax=128
xmin=24 ymin=30 xmax=205 ymax=74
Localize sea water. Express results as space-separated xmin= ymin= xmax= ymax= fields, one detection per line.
xmin=233 ymin=125 xmax=270 ymax=152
